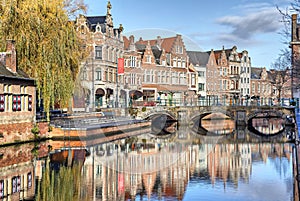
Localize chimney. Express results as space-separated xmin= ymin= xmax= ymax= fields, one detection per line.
xmin=5 ymin=40 xmax=17 ymax=73
xmin=292 ymin=14 xmax=298 ymax=42
xmin=129 ymin=35 xmax=135 ymax=51
xmin=156 ymin=36 xmax=162 ymax=49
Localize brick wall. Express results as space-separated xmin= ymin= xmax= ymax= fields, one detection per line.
xmin=0 ymin=122 xmax=49 ymax=145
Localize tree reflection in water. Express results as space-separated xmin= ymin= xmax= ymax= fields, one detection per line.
xmin=36 ymin=161 xmax=88 ymax=201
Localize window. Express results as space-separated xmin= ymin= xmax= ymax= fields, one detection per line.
xmin=198 ymin=83 xmax=205 ymax=91
xmin=81 ymin=67 xmax=87 ymax=80
xmin=145 ymin=70 xmax=153 ymax=83
xmin=166 ymin=54 xmax=171 ymax=66
xmin=0 ymin=180 xmax=3 ymax=198
xmin=95 ymin=46 xmax=102 ymax=59
xmin=190 ymin=74 xmax=196 ymax=87
xmin=96 ymin=68 xmax=102 ymax=80
xmin=198 ymin=71 xmax=205 ymax=77
xmin=146 ymin=55 xmax=151 ymax=63
xmin=166 ymin=72 xmax=170 ymax=83
xmin=157 ymin=71 xmax=161 ymax=83
xmin=12 ymin=176 xmax=21 ymax=193
xmin=130 ymin=56 xmax=136 ymax=67
xmin=223 ymin=80 xmax=227 ymax=90
xmin=12 ymin=95 xmax=21 ymax=111
xmin=182 ymin=60 xmax=186 ymax=68
xmin=28 ymin=172 xmax=32 ymax=188
xmin=80 ymin=25 xmax=85 ymax=34
xmin=130 ymin=73 xmax=136 ymax=85
xmin=178 ymin=59 xmax=182 ymax=67
xmin=0 ymin=94 xmax=4 ymax=112
xmin=176 ymin=46 xmax=183 ymax=54
xmin=173 ymin=58 xmax=177 ymax=67
xmin=172 ymin=72 xmax=178 ymax=84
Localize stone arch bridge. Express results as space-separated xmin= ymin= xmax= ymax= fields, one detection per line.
xmin=137 ymin=105 xmax=295 ymax=126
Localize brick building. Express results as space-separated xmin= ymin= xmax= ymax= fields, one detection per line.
xmin=291 ymin=14 xmax=300 ymax=99
xmin=251 ymin=67 xmax=292 ymax=105
xmin=188 ymin=46 xmax=251 ymax=105
xmin=0 ymin=40 xmax=37 ymax=145
xmin=74 ymin=1 xmax=124 ymax=111
xmin=123 ymin=34 xmax=197 ymax=106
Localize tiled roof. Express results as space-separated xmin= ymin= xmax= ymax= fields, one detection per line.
xmin=136 ymin=36 xmax=177 ymax=53
xmin=187 ymin=51 xmax=210 ymax=66
xmin=214 ymin=49 xmax=231 ymax=61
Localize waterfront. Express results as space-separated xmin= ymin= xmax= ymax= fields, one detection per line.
xmin=0 ymin=120 xmax=295 ymax=201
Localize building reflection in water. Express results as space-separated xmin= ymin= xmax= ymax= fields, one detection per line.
xmin=0 ymin=142 xmax=48 ymax=201
xmin=79 ymin=133 xmax=293 ymax=201
xmin=196 ymin=113 xmax=235 ymax=135
xmin=251 ymin=117 xmax=285 ymax=135
xmin=0 ymin=124 xmax=294 ymax=200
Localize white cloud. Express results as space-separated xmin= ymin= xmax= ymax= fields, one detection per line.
xmin=216 ymin=7 xmax=282 ymax=42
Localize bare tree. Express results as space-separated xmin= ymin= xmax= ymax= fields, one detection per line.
xmin=276 ymin=1 xmax=300 ymax=100
xmin=271 ymin=49 xmax=291 ymax=100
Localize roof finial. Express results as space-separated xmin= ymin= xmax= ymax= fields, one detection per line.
xmin=107 ymin=1 xmax=112 ymax=15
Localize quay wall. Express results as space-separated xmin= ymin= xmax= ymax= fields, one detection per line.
xmin=0 ymin=122 xmax=49 ymax=146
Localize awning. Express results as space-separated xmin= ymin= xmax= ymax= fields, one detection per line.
xmin=95 ymin=88 xmax=105 ymax=96
xmin=129 ymin=90 xmax=143 ymax=99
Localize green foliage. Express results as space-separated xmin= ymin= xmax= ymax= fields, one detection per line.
xmin=0 ymin=0 xmax=86 ymax=120
xmin=128 ymin=107 xmax=138 ymax=117
xmin=31 ymin=124 xmax=40 ymax=136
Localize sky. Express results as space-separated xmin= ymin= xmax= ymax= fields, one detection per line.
xmin=84 ymin=0 xmax=294 ymax=68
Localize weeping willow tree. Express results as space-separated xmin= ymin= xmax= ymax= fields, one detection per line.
xmin=0 ymin=0 xmax=86 ymax=120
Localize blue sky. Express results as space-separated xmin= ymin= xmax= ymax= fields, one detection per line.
xmin=84 ymin=0 xmax=292 ymax=68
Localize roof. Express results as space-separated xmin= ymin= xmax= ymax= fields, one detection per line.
xmin=187 ymin=51 xmax=210 ymax=66
xmin=251 ymin=67 xmax=263 ymax=79
xmin=214 ymin=48 xmax=232 ymax=63
xmin=86 ymin=16 xmax=107 ymax=33
xmin=136 ymin=36 xmax=177 ymax=53
xmin=0 ymin=62 xmax=34 ymax=82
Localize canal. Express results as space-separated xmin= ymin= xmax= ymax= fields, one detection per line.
xmin=0 ymin=118 xmax=296 ymax=201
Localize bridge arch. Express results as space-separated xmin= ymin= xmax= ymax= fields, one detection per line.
xmin=189 ymin=110 xmax=235 ymax=136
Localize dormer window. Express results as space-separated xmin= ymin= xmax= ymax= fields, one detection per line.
xmin=96 ymin=24 xmax=102 ymax=33
xmin=80 ymin=25 xmax=85 ymax=34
